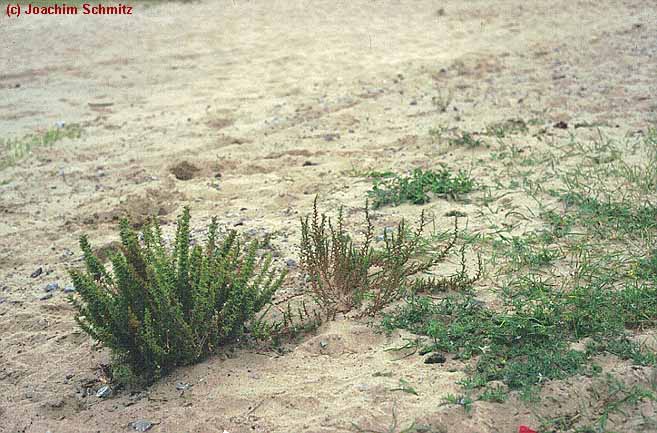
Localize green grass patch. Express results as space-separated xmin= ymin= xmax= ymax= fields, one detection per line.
xmin=382 ymin=274 xmax=657 ymax=398
xmin=492 ymin=235 xmax=561 ymax=271
xmin=560 ymin=192 xmax=657 ymax=237
xmin=368 ymin=168 xmax=475 ymax=208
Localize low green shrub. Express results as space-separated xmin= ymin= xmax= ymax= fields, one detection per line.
xmin=368 ymin=168 xmax=474 ymax=208
xmin=69 ymin=207 xmax=285 ymax=384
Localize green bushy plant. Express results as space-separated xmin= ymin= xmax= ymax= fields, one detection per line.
xmin=69 ymin=207 xmax=285 ymax=384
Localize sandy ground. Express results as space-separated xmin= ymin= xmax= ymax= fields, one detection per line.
xmin=1 ymin=0 xmax=657 ymax=432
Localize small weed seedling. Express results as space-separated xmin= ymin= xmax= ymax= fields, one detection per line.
xmin=391 ymin=378 xmax=419 ymax=396
xmin=441 ymin=394 xmax=474 ymax=414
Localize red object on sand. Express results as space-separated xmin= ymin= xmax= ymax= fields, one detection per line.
xmin=518 ymin=427 xmax=537 ymax=433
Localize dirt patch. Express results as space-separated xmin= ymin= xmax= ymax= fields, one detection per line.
xmin=86 ymin=188 xmax=182 ymax=227
xmin=93 ymin=240 xmax=121 ymax=263
xmin=206 ymin=117 xmax=235 ymax=130
xmin=170 ymin=160 xmax=200 ymax=181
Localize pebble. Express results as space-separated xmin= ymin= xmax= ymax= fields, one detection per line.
xmin=131 ymin=420 xmax=155 ymax=432
xmin=319 ymin=340 xmax=328 ymax=348
xmin=63 ymin=285 xmax=76 ymax=293
xmin=377 ymin=226 xmax=397 ymax=241
xmin=44 ymin=282 xmax=59 ymax=292
xmin=285 ymin=259 xmax=298 ymax=268
xmin=96 ymin=385 xmax=112 ymax=398
xmin=322 ymin=133 xmax=340 ymax=142
xmin=175 ymin=382 xmax=191 ymax=391
xmin=30 ymin=267 xmax=43 ymax=278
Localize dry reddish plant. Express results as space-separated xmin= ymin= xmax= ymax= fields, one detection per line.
xmin=299 ymin=197 xmax=459 ymax=317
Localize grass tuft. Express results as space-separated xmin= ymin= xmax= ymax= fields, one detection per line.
xmin=1 ymin=123 xmax=82 ymax=169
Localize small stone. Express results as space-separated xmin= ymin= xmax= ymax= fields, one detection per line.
xmin=319 ymin=340 xmax=328 ymax=349
xmin=322 ymin=133 xmax=340 ymax=142
xmin=554 ymin=121 xmax=568 ymax=129
xmin=96 ymin=385 xmax=112 ymax=398
xmin=285 ymin=259 xmax=298 ymax=268
xmin=63 ymin=285 xmax=76 ymax=293
xmin=131 ymin=420 xmax=155 ymax=432
xmin=355 ymin=383 xmax=369 ymax=391
xmin=44 ymin=282 xmax=59 ymax=292
xmin=175 ymin=382 xmax=191 ymax=391
xmin=409 ymin=100 xmax=417 ymax=106
xmin=302 ymin=161 xmax=318 ymax=167
xmin=30 ymin=267 xmax=43 ymax=278
xmin=424 ymin=353 xmax=446 ymax=364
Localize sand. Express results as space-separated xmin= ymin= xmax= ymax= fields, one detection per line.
xmin=1 ymin=0 xmax=656 ymax=432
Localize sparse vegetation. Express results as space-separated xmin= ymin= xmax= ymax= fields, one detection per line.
xmin=368 ymin=168 xmax=475 ymax=208
xmin=69 ymin=208 xmax=285 ymax=385
xmin=0 ymin=123 xmax=82 ymax=169
xmin=485 ymin=119 xmax=529 ymax=138
xmin=539 ymin=374 xmax=657 ymax=433
xmin=383 ymin=271 xmax=657 ymax=399
xmin=431 ymin=88 xmax=453 ymax=113
xmin=448 ymin=131 xmax=484 ymax=148
xmin=441 ymin=394 xmax=474 ymax=413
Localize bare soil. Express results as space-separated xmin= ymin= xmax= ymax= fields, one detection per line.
xmin=1 ymin=1 xmax=656 ymax=432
